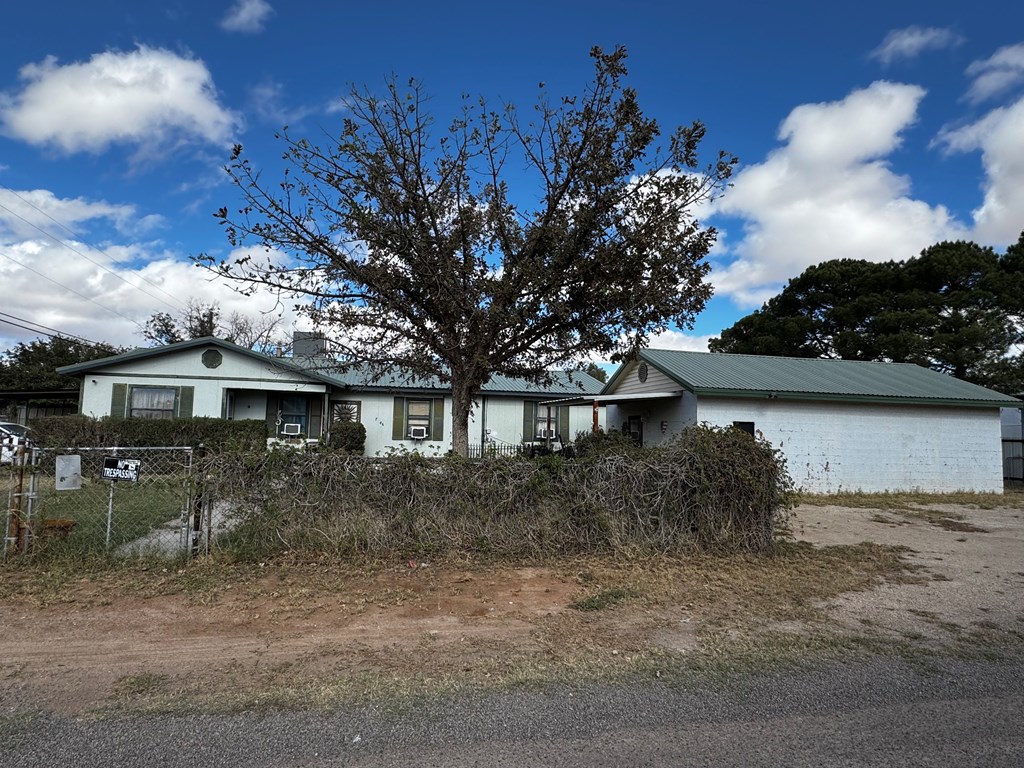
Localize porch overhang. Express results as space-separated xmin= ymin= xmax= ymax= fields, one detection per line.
xmin=539 ymin=391 xmax=683 ymax=407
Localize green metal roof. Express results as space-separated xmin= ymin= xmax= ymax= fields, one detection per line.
xmin=312 ymin=364 xmax=603 ymax=396
xmin=58 ymin=336 xmax=603 ymax=397
xmin=604 ymin=349 xmax=1020 ymax=408
xmin=56 ymin=337 xmax=337 ymax=384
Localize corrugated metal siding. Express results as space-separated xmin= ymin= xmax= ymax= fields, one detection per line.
xmin=640 ymin=350 xmax=1017 ymax=405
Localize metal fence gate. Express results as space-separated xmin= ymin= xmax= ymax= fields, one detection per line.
xmin=4 ymin=444 xmax=208 ymax=559
xmin=1005 ymin=439 xmax=1023 ymax=487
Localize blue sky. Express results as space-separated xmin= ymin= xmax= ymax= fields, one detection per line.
xmin=1 ymin=0 xmax=1022 ymax=357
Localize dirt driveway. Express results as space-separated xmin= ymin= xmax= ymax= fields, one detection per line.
xmin=2 ymin=498 xmax=1022 ymax=716
xmin=794 ymin=502 xmax=1024 ymax=641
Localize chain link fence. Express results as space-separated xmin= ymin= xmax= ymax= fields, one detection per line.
xmin=4 ymin=445 xmax=203 ymax=559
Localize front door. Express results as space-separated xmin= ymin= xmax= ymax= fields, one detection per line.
xmin=627 ymin=415 xmax=644 ymax=446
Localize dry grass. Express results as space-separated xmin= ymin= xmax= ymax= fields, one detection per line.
xmin=798 ymin=490 xmax=1024 ymax=532
xmin=797 ymin=489 xmax=1024 ymax=511
xmin=0 ymin=540 xmax=961 ymax=716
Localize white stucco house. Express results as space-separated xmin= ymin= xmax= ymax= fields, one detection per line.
xmin=547 ymin=349 xmax=1020 ymax=494
xmin=57 ymin=336 xmax=605 ymax=456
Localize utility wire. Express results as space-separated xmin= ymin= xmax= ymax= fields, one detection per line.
xmin=0 ymin=311 xmax=107 ymax=347
xmin=0 ymin=187 xmax=186 ymax=312
xmin=0 ymin=248 xmax=145 ymax=330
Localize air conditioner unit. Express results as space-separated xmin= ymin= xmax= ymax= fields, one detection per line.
xmin=536 ymin=427 xmax=555 ymax=439
xmin=282 ymin=423 xmax=302 ymax=436
xmin=408 ymin=426 xmax=429 ymax=440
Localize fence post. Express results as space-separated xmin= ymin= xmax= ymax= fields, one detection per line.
xmin=5 ymin=438 xmax=27 ymax=558
xmin=190 ymin=444 xmax=206 ymax=557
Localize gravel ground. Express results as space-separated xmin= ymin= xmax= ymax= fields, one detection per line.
xmin=2 ymin=655 xmax=1022 ymax=767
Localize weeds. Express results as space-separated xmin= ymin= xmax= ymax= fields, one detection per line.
xmin=201 ymin=425 xmax=794 ymax=560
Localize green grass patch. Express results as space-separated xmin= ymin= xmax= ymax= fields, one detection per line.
xmin=26 ymin=472 xmax=191 ymax=556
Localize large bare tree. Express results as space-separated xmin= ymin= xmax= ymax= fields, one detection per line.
xmin=201 ymin=47 xmax=736 ymax=455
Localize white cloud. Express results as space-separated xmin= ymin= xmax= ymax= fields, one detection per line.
xmin=965 ymin=43 xmax=1024 ymax=103
xmin=0 ymin=46 xmax=239 ymax=155
xmin=647 ymin=330 xmax=713 ymax=353
xmin=221 ymin=0 xmax=273 ymax=34
xmin=0 ymin=188 xmax=164 ymax=241
xmin=869 ymin=26 xmax=964 ymax=66
xmin=712 ymin=81 xmax=965 ymax=306
xmin=0 ymin=196 xmax=304 ymax=351
xmin=937 ymin=95 xmax=1024 ymax=244
xmin=248 ymin=80 xmax=317 ymax=126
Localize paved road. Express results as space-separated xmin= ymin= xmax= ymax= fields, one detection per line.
xmin=3 ymin=655 xmax=1022 ymax=767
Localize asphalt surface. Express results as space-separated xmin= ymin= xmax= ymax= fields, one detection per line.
xmin=3 ymin=654 xmax=1023 ymax=767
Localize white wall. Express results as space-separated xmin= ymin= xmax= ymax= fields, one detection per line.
xmin=696 ymin=397 xmax=1006 ymax=494
xmin=330 ymin=392 xmax=604 ymax=456
xmin=79 ymin=346 xmax=327 ymax=420
xmin=607 ymin=392 xmax=696 ymax=448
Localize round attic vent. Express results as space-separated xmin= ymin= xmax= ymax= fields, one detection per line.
xmin=637 ymin=362 xmax=648 ymax=383
xmin=202 ymin=349 xmax=223 ymax=369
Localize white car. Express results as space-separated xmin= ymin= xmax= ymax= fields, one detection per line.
xmin=0 ymin=423 xmax=32 ymax=465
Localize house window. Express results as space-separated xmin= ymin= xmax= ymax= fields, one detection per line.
xmin=523 ymin=402 xmax=569 ymax=442
xmin=407 ymin=399 xmax=432 ymax=439
xmin=733 ymin=421 xmax=755 ymax=437
xmin=332 ymin=401 xmax=361 ymax=423
xmin=130 ymin=386 xmax=176 ymax=420
xmin=392 ymin=397 xmax=445 ymax=441
xmin=536 ymin=408 xmax=558 ymax=439
xmin=278 ymin=395 xmax=308 ymax=436
xmin=112 ymin=383 xmax=192 ymax=420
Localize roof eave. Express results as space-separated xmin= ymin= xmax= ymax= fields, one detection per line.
xmin=693 ymin=387 xmax=1019 ymax=408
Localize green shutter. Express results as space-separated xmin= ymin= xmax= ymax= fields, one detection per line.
xmin=558 ymin=406 xmax=570 ymax=441
xmin=111 ymin=383 xmax=128 ymax=417
xmin=176 ymin=386 xmax=194 ymax=419
xmin=392 ymin=397 xmax=406 ymax=440
xmin=432 ymin=398 xmax=444 ymax=442
xmin=266 ymin=395 xmax=278 ymax=434
xmin=522 ymin=401 xmax=536 ymax=442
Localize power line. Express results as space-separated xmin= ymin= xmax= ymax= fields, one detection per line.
xmin=0 ymin=312 xmax=107 ymax=347
xmin=0 ymin=186 xmax=187 ymax=312
xmin=0 ymin=248 xmax=145 ymax=330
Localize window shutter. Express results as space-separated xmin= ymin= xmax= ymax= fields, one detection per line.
xmin=110 ymin=383 xmax=128 ymax=417
xmin=558 ymin=406 xmax=570 ymax=440
xmin=432 ymin=398 xmax=445 ymax=441
xmin=392 ymin=397 xmax=406 ymax=440
xmin=177 ymin=386 xmax=194 ymax=419
xmin=522 ymin=401 xmax=536 ymax=442
xmin=265 ymin=396 xmax=278 ymax=434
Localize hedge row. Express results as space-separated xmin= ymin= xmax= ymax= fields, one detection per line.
xmin=202 ymin=424 xmax=794 ymax=557
xmin=29 ymin=415 xmax=268 ymax=451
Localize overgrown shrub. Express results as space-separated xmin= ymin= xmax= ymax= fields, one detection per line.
xmin=30 ymin=415 xmax=268 ymax=452
xmin=573 ymin=428 xmax=641 ymax=458
xmin=324 ymin=421 xmax=366 ymax=454
xmin=201 ymin=423 xmax=793 ymax=559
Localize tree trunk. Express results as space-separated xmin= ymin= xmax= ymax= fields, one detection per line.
xmin=450 ymin=381 xmax=473 ymax=458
